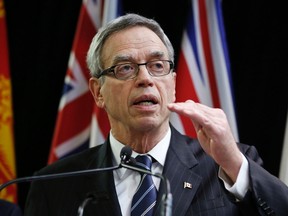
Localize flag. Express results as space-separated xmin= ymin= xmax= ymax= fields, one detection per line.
xmin=170 ymin=0 xmax=239 ymax=141
xmin=48 ymin=0 xmax=122 ymax=164
xmin=89 ymin=0 xmax=122 ymax=148
xmin=0 ymin=0 xmax=18 ymax=202
xmin=279 ymin=111 xmax=288 ymax=185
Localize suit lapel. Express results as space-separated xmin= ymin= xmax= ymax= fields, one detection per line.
xmin=155 ymin=126 xmax=202 ymax=215
xmin=81 ymin=128 xmax=203 ymax=216
xmin=83 ymin=139 xmax=122 ymax=216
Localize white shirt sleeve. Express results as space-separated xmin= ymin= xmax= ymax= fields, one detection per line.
xmin=218 ymin=153 xmax=250 ymax=200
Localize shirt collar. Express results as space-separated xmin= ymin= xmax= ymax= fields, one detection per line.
xmin=110 ymin=127 xmax=171 ymax=178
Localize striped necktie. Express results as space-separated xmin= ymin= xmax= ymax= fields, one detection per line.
xmin=131 ymin=155 xmax=157 ymax=216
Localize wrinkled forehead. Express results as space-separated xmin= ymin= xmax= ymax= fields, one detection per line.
xmin=101 ymin=26 xmax=169 ymax=66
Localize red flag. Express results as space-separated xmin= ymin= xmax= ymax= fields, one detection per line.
xmin=170 ymin=0 xmax=239 ymax=140
xmin=0 ymin=0 xmax=18 ymax=203
xmin=89 ymin=0 xmax=122 ymax=148
xmin=48 ymin=0 xmax=122 ymax=163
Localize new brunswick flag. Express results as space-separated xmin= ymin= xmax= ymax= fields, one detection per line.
xmin=0 ymin=0 xmax=17 ymax=203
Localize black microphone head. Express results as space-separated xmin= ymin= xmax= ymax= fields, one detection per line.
xmin=120 ymin=146 xmax=132 ymax=163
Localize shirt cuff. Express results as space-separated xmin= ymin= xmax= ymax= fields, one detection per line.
xmin=218 ymin=153 xmax=250 ymax=200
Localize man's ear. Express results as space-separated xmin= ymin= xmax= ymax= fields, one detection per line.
xmin=89 ymin=77 xmax=105 ymax=108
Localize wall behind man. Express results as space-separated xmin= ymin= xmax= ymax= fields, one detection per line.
xmin=4 ymin=0 xmax=288 ymax=210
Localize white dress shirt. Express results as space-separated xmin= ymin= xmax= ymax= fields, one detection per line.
xmin=110 ymin=127 xmax=249 ymax=216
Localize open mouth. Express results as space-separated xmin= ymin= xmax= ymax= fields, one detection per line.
xmin=133 ymin=95 xmax=158 ymax=106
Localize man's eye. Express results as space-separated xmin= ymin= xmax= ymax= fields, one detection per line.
xmin=117 ymin=64 xmax=134 ymax=74
xmin=150 ymin=62 xmax=164 ymax=71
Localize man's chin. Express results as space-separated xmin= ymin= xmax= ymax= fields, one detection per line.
xmin=133 ymin=117 xmax=168 ymax=131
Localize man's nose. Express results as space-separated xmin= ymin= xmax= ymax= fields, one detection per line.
xmin=135 ymin=65 xmax=154 ymax=87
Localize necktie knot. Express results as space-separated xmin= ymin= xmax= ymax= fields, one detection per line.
xmin=135 ymin=155 xmax=153 ymax=171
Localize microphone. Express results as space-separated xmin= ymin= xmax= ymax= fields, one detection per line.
xmin=0 ymin=165 xmax=121 ymax=192
xmin=120 ymin=144 xmax=133 ymax=163
xmin=0 ymin=147 xmax=133 ymax=191
xmin=0 ymin=147 xmax=133 ymax=215
xmin=77 ymin=193 xmax=95 ymax=216
xmin=120 ymin=146 xmax=173 ymax=216
xmin=0 ymin=146 xmax=172 ymax=215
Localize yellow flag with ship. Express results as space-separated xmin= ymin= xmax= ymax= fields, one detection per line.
xmin=0 ymin=0 xmax=17 ymax=203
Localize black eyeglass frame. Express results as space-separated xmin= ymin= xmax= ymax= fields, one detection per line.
xmin=95 ymin=60 xmax=174 ymax=80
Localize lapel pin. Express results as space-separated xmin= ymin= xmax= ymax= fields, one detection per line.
xmin=183 ymin=182 xmax=192 ymax=189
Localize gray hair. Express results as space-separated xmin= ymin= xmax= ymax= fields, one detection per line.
xmin=86 ymin=13 xmax=175 ymax=78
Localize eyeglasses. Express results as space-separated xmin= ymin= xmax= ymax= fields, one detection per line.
xmin=96 ymin=60 xmax=174 ymax=80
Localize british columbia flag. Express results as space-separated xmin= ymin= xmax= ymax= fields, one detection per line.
xmin=170 ymin=0 xmax=239 ymax=141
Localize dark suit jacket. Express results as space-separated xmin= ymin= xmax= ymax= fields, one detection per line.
xmin=24 ymin=126 xmax=288 ymax=216
xmin=0 ymin=200 xmax=23 ymax=216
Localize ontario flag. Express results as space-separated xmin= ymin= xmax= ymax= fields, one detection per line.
xmin=0 ymin=0 xmax=18 ymax=202
xmin=48 ymin=0 xmax=122 ymax=164
xmin=170 ymin=0 xmax=239 ymax=141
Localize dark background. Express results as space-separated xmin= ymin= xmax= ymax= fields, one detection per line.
xmin=4 ymin=0 xmax=288 ymax=210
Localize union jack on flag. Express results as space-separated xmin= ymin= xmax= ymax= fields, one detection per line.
xmin=48 ymin=0 xmax=122 ymax=164
xmin=170 ymin=0 xmax=239 ymax=141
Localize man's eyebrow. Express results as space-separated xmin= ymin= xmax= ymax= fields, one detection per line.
xmin=111 ymin=51 xmax=166 ymax=64
xmin=112 ymin=55 xmax=133 ymax=64
xmin=149 ymin=51 xmax=165 ymax=58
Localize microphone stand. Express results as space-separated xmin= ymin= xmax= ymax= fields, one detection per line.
xmin=77 ymin=194 xmax=96 ymax=216
xmin=0 ymin=146 xmax=172 ymax=216
xmin=0 ymin=165 xmax=120 ymax=191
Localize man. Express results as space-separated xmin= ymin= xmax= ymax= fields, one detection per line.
xmin=24 ymin=13 xmax=288 ymax=216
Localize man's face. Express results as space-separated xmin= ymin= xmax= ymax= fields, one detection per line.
xmin=89 ymin=26 xmax=176 ymax=133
